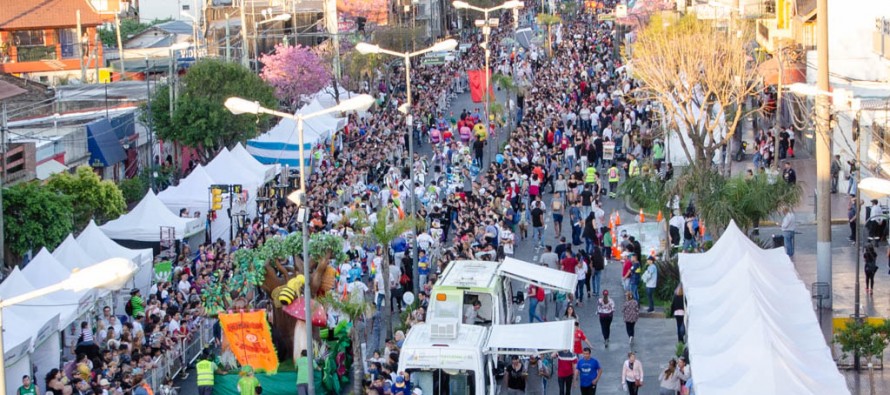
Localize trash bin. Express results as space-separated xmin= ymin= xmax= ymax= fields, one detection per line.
xmin=772 ymin=234 xmax=784 ymax=248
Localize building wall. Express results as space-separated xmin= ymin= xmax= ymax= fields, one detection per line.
xmin=139 ymin=0 xmax=204 ymax=24
xmin=827 ymin=0 xmax=890 ymax=82
xmin=0 ymin=26 xmax=103 ymax=81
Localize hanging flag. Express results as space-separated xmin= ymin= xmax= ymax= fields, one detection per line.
xmin=218 ymin=311 xmax=279 ymax=373
xmin=467 ymin=70 xmax=495 ymax=103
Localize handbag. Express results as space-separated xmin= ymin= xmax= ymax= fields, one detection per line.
xmin=635 ymin=379 xmax=643 ymax=387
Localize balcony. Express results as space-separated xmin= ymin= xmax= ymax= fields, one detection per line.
xmin=756 ymin=18 xmax=791 ymax=53
xmin=16 ymin=46 xmax=57 ymax=62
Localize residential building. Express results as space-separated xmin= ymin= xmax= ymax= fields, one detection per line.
xmin=0 ymin=0 xmax=105 ymax=84
xmin=139 ymin=0 xmax=204 ymax=23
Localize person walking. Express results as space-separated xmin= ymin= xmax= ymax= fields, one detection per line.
xmin=596 ymin=290 xmax=615 ymax=348
xmin=503 ymin=356 xmax=527 ymax=394
xmin=865 ymin=244 xmax=878 ymax=295
xmin=296 ymin=349 xmax=313 ymax=395
xmin=237 ymin=366 xmax=261 ymax=395
xmin=573 ymin=321 xmax=594 ymax=354
xmin=642 ymin=256 xmax=658 ymax=312
xmin=831 ymin=154 xmax=842 ymax=193
xmin=532 ymin=200 xmax=546 ymax=248
xmin=671 ymin=285 xmax=686 ymax=343
xmin=555 ymin=350 xmax=578 ymax=395
xmin=591 ymin=246 xmax=605 ymax=297
xmin=781 ymin=208 xmax=796 ymax=258
xmin=621 ymin=352 xmax=644 ymax=395
xmin=196 ymin=349 xmax=217 ymax=395
xmin=623 ymin=291 xmax=640 ymax=347
xmin=658 ymin=359 xmax=681 ymax=395
xmin=574 ymin=348 xmax=602 ymax=395
xmin=575 ymin=256 xmax=589 ymax=305
xmin=526 ymin=354 xmax=550 ymax=395
xmin=529 ymin=284 xmax=545 ymax=323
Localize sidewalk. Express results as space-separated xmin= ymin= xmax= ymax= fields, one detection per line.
xmin=730 ymin=123 xmax=850 ymax=224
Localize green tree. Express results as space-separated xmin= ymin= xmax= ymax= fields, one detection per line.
xmin=98 ymin=18 xmax=172 ymax=48
xmin=620 ymin=164 xmax=801 ymax=238
xmin=146 ymin=59 xmax=277 ymax=161
xmin=350 ymin=210 xmax=424 ymax=340
xmin=3 ymin=182 xmax=74 ymax=259
xmin=46 ymin=166 xmax=126 ymax=229
xmin=536 ymin=13 xmax=561 ymax=56
xmin=319 ymin=294 xmax=372 ymax=395
xmin=835 ymin=319 xmax=890 ymax=394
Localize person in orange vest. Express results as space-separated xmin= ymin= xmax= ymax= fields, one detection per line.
xmin=131 ymin=368 xmax=154 ymax=395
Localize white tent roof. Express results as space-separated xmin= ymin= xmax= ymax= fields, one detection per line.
xmin=100 ymin=191 xmax=203 ymax=242
xmin=158 ymin=164 xmax=216 ymax=212
xmin=484 ymin=321 xmax=574 ymax=355
xmin=678 ymin=221 xmax=849 ymax=395
xmin=0 ymin=268 xmax=44 ymax=353
xmin=498 ymin=257 xmax=577 ymax=292
xmin=231 ymin=143 xmax=277 ymax=183
xmin=204 ymin=148 xmax=264 ymax=192
xmin=78 ymin=220 xmax=153 ymax=294
xmin=53 ymin=234 xmax=96 ymax=271
xmin=21 ymin=248 xmax=94 ymax=327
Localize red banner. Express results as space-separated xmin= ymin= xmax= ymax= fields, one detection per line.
xmin=467 ymin=70 xmax=495 ymax=103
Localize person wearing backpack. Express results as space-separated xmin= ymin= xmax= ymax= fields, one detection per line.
xmin=591 ymin=246 xmax=605 ymax=297
xmin=529 ymin=285 xmax=546 ymax=323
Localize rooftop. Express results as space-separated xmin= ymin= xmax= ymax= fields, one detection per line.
xmin=0 ymin=0 xmax=103 ymax=30
xmin=437 ymin=260 xmax=499 ymax=289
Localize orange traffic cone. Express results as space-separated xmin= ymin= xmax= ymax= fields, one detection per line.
xmin=612 ymin=244 xmax=621 ymax=259
xmin=700 ymin=221 xmax=706 ymax=237
xmin=656 ymin=210 xmax=663 ymax=222
xmin=639 ymin=208 xmax=645 ymax=223
xmin=616 ymin=212 xmax=622 ymax=226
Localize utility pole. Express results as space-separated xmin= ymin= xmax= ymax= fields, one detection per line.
xmin=225 ymin=13 xmax=232 ymax=62
xmin=0 ymin=102 xmax=6 ymax=270
xmin=240 ymin=0 xmax=250 ymax=69
xmin=815 ymin=0 xmax=832 ymax=308
xmin=77 ymin=10 xmax=86 ymax=82
xmin=115 ymin=14 xmax=126 ymax=80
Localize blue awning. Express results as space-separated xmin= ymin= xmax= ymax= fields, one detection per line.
xmin=86 ymin=119 xmax=126 ymax=167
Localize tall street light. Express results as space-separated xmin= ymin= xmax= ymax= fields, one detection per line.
xmin=355 ymin=39 xmax=458 ymax=293
xmin=453 ymin=0 xmax=523 ymax=148
xmin=253 ymin=13 xmax=292 ymax=72
xmin=225 ymin=94 xmax=376 ymax=395
xmin=179 ymin=11 xmax=202 ymax=59
xmin=0 ymin=258 xmax=137 ymax=392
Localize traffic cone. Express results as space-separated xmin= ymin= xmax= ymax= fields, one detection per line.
xmin=700 ymin=221 xmax=706 ymax=237
xmin=656 ymin=210 xmax=663 ymax=222
xmin=612 ymin=244 xmax=621 ymax=259
xmin=616 ymin=212 xmax=622 ymax=226
xmin=639 ymin=208 xmax=645 ymax=223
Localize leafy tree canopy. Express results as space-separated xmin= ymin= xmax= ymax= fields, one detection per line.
xmin=260 ymin=44 xmax=332 ymax=109
xmin=46 ymin=165 xmax=126 ymax=229
xmin=147 ymin=59 xmax=277 ymax=161
xmin=98 ymin=18 xmax=172 ymax=48
xmin=3 ymin=182 xmax=74 ymax=258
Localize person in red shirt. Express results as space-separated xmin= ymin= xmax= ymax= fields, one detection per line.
xmin=573 ymin=321 xmax=594 ymax=354
xmin=561 ymin=252 xmax=578 ymax=274
xmin=554 ymin=349 xmax=578 ymax=395
xmin=621 ymin=254 xmax=633 ymax=291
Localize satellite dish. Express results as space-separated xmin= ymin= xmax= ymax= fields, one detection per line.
xmin=403 ymin=291 xmax=416 ymax=306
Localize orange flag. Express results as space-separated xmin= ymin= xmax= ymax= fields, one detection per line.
xmin=218 ymin=311 xmax=279 ymax=373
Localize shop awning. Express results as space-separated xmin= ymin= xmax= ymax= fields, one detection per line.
xmin=86 ymin=118 xmax=126 ymax=167
xmin=757 ymin=58 xmax=806 ymax=86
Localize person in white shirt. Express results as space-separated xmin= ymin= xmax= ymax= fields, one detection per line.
xmin=669 ymin=213 xmax=685 ymax=248
xmin=177 ymin=273 xmax=191 ymax=296
xmin=781 ymin=209 xmax=796 ymax=258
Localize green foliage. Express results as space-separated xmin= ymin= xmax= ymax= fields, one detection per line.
xmin=146 ymin=59 xmax=277 ymax=161
xmin=46 ymin=165 xmax=126 ymax=229
xmin=654 ymin=257 xmax=680 ymax=304
xmin=834 ymin=319 xmax=890 ymax=365
xmin=3 ymin=182 xmax=74 ymax=258
xmin=119 ymin=175 xmax=149 ymax=204
xmin=620 ymin=165 xmax=802 ymax=237
xmin=675 ymin=342 xmax=687 ymax=358
xmin=340 ymin=52 xmax=381 ymax=92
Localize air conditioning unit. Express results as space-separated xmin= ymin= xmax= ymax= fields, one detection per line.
xmin=428 ymin=320 xmax=459 ymax=339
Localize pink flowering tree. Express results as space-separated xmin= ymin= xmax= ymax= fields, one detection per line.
xmin=617 ymin=0 xmax=674 ymax=28
xmin=260 ymin=44 xmax=332 ymax=109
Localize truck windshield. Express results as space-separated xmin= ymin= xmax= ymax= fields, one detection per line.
xmin=410 ymin=369 xmax=476 ymax=395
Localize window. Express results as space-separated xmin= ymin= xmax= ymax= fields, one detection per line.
xmin=58 ymin=28 xmax=79 ymax=59
xmin=90 ymin=0 xmax=109 ymax=11
xmin=182 ymin=4 xmax=190 ymax=10
xmin=13 ymin=30 xmax=45 ymax=47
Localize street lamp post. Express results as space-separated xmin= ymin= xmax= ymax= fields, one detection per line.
xmin=225 ymin=94 xmax=376 ymax=395
xmin=453 ymin=1 xmax=523 ymax=153
xmin=355 ymin=39 xmax=458 ymax=294
xmin=180 ymin=11 xmax=201 ymax=59
xmin=0 ymin=258 xmax=136 ymax=393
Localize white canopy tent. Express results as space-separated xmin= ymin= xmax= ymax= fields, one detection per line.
xmin=678 ymin=221 xmax=849 ymax=395
xmin=100 ymin=191 xmax=204 ymax=242
xmin=0 ymin=268 xmax=43 ymax=395
xmin=231 ymin=142 xmax=278 ymax=183
xmin=158 ymin=165 xmax=233 ymax=242
xmin=203 ymin=149 xmax=262 ymax=236
xmin=77 ymin=220 xmax=153 ymax=295
xmin=245 ymin=98 xmax=347 ymax=166
xmin=21 ymin=248 xmax=96 ymax=327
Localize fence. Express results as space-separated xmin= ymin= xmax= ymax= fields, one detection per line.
xmin=145 ymin=318 xmax=216 ymax=391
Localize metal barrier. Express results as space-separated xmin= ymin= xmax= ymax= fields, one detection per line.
xmin=143 ymin=318 xmax=218 ymax=392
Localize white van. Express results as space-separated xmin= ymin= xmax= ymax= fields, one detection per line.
xmin=427 ymin=257 xmax=577 ymax=327
xmin=398 ymin=320 xmax=574 ymax=395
